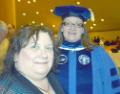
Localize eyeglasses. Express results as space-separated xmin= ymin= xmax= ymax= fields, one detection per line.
xmin=62 ymin=22 xmax=83 ymax=28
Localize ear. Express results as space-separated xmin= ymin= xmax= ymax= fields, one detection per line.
xmin=81 ymin=27 xmax=85 ymax=34
xmin=60 ymin=27 xmax=64 ymax=32
xmin=59 ymin=25 xmax=64 ymax=32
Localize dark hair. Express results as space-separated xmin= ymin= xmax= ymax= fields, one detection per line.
xmin=3 ymin=24 xmax=58 ymax=73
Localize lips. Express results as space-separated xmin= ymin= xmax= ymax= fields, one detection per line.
xmin=68 ymin=32 xmax=76 ymax=35
xmin=34 ymin=61 xmax=48 ymax=64
xmin=32 ymin=57 xmax=48 ymax=64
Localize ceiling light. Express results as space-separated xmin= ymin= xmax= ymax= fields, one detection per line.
xmin=101 ymin=19 xmax=104 ymax=22
xmin=40 ymin=22 xmax=44 ymax=26
xmin=50 ymin=9 xmax=54 ymax=13
xmin=36 ymin=11 xmax=39 ymax=15
xmin=32 ymin=21 xmax=36 ymax=24
xmin=76 ymin=1 xmax=80 ymax=5
xmin=17 ymin=0 xmax=21 ymax=2
xmin=93 ymin=23 xmax=96 ymax=26
xmin=27 ymin=0 xmax=31 ymax=4
xmin=33 ymin=0 xmax=36 ymax=2
xmin=90 ymin=26 xmax=93 ymax=29
xmin=52 ymin=25 xmax=56 ymax=27
xmin=22 ymin=13 xmax=26 ymax=16
xmin=84 ymin=22 xmax=87 ymax=24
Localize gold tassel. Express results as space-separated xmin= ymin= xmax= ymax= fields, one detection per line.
xmin=88 ymin=8 xmax=95 ymax=22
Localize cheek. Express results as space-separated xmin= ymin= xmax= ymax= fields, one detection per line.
xmin=77 ymin=32 xmax=83 ymax=36
xmin=62 ymin=27 xmax=69 ymax=32
xmin=80 ymin=28 xmax=84 ymax=34
xmin=48 ymin=52 xmax=54 ymax=65
xmin=49 ymin=52 xmax=54 ymax=61
xmin=19 ymin=50 xmax=34 ymax=62
xmin=76 ymin=29 xmax=84 ymax=36
xmin=63 ymin=31 xmax=69 ymax=37
xmin=75 ymin=33 xmax=82 ymax=40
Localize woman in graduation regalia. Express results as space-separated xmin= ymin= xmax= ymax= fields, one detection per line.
xmin=54 ymin=5 xmax=120 ymax=94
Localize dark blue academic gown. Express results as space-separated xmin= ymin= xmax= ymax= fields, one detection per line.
xmin=56 ymin=40 xmax=120 ymax=94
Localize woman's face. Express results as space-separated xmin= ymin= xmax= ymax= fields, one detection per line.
xmin=15 ymin=31 xmax=54 ymax=79
xmin=62 ymin=16 xmax=84 ymax=42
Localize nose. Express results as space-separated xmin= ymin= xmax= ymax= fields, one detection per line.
xmin=42 ymin=50 xmax=48 ymax=59
xmin=68 ymin=24 xmax=76 ymax=29
xmin=71 ymin=25 xmax=76 ymax=29
xmin=38 ymin=49 xmax=48 ymax=59
xmin=68 ymin=26 xmax=76 ymax=32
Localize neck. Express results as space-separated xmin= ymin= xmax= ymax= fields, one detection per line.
xmin=26 ymin=75 xmax=50 ymax=92
xmin=23 ymin=72 xmax=49 ymax=89
xmin=62 ymin=39 xmax=81 ymax=47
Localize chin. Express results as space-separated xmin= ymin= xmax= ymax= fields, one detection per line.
xmin=68 ymin=39 xmax=77 ymax=42
xmin=35 ymin=69 xmax=50 ymax=76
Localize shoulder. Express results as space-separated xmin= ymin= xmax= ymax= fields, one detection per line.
xmin=0 ymin=72 xmax=31 ymax=94
xmin=0 ymin=73 xmax=15 ymax=93
xmin=48 ymin=72 xmax=65 ymax=94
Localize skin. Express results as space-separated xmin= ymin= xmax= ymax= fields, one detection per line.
xmin=62 ymin=16 xmax=85 ymax=43
xmin=14 ymin=31 xmax=54 ymax=80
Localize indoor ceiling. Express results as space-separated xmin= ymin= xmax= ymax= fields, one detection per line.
xmin=16 ymin=0 xmax=120 ymax=32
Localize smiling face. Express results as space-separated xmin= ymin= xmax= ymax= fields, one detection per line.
xmin=15 ymin=31 xmax=54 ymax=79
xmin=62 ymin=16 xmax=84 ymax=42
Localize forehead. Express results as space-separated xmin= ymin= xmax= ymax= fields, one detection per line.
xmin=29 ymin=31 xmax=53 ymax=44
xmin=63 ymin=16 xmax=83 ymax=23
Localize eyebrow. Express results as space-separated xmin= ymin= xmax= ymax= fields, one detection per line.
xmin=31 ymin=41 xmax=53 ymax=46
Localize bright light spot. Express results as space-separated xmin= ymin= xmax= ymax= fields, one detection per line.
xmin=36 ymin=11 xmax=39 ymax=15
xmin=76 ymin=1 xmax=80 ymax=5
xmin=50 ymin=9 xmax=53 ymax=13
xmin=27 ymin=0 xmax=31 ymax=4
xmin=22 ymin=13 xmax=26 ymax=16
xmin=32 ymin=21 xmax=36 ymax=24
xmin=33 ymin=0 xmax=36 ymax=2
xmin=84 ymin=22 xmax=87 ymax=24
xmin=52 ymin=25 xmax=56 ymax=27
xmin=40 ymin=22 xmax=44 ymax=26
xmin=90 ymin=26 xmax=93 ymax=29
xmin=17 ymin=0 xmax=21 ymax=2
xmin=93 ymin=23 xmax=96 ymax=26
xmin=101 ymin=19 xmax=104 ymax=22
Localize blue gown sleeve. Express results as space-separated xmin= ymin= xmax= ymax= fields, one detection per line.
xmin=92 ymin=46 xmax=120 ymax=94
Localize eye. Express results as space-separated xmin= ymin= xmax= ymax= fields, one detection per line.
xmin=30 ymin=44 xmax=39 ymax=50
xmin=62 ymin=22 xmax=70 ymax=26
xmin=76 ymin=24 xmax=83 ymax=27
xmin=31 ymin=44 xmax=36 ymax=48
xmin=46 ymin=46 xmax=53 ymax=50
xmin=30 ymin=42 xmax=36 ymax=48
